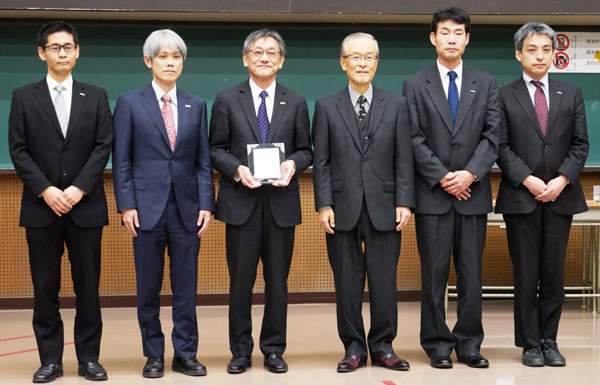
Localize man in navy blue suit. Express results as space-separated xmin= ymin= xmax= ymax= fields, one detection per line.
xmin=112 ymin=29 xmax=215 ymax=378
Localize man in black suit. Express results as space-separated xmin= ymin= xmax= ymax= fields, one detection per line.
xmin=312 ymin=32 xmax=414 ymax=373
xmin=113 ymin=29 xmax=215 ymax=378
xmin=402 ymin=7 xmax=500 ymax=369
xmin=8 ymin=20 xmax=112 ymax=383
xmin=209 ymin=29 xmax=312 ymax=374
xmin=495 ymin=22 xmax=589 ymax=367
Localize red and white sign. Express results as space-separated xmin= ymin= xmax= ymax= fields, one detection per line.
xmin=549 ymin=32 xmax=600 ymax=73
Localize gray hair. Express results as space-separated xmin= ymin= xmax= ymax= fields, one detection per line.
xmin=341 ymin=32 xmax=379 ymax=57
xmin=143 ymin=29 xmax=187 ymax=61
xmin=514 ymin=22 xmax=557 ymax=51
xmin=242 ymin=29 xmax=287 ymax=56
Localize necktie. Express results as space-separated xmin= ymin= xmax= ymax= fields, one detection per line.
xmin=358 ymin=95 xmax=367 ymax=122
xmin=161 ymin=94 xmax=176 ymax=150
xmin=258 ymin=90 xmax=270 ymax=144
xmin=54 ymin=85 xmax=69 ymax=137
xmin=448 ymin=71 xmax=459 ymax=124
xmin=531 ymin=80 xmax=548 ymax=136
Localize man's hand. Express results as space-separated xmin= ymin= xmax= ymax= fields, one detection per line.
xmin=536 ymin=175 xmax=569 ymax=202
xmin=395 ymin=206 xmax=411 ymax=231
xmin=319 ymin=208 xmax=336 ymax=234
xmin=273 ymin=160 xmax=296 ymax=187
xmin=63 ymin=185 xmax=85 ymax=206
xmin=121 ymin=208 xmax=139 ymax=238
xmin=441 ymin=171 xmax=474 ymax=201
xmin=197 ymin=210 xmax=212 ymax=237
xmin=237 ymin=165 xmax=261 ymax=189
xmin=522 ymin=175 xmax=548 ymax=197
xmin=41 ymin=186 xmax=72 ymax=216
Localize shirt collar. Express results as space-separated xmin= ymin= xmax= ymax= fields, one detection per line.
xmin=348 ymin=84 xmax=373 ymax=106
xmin=249 ymin=78 xmax=277 ymax=100
xmin=46 ymin=74 xmax=73 ymax=93
xmin=152 ymin=80 xmax=178 ymax=106
xmin=523 ymin=72 xmax=549 ymax=90
xmin=437 ymin=59 xmax=463 ymax=81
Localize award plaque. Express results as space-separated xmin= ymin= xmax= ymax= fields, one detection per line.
xmin=247 ymin=143 xmax=286 ymax=184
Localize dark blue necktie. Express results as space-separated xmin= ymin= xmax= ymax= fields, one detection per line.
xmin=258 ymin=90 xmax=270 ymax=143
xmin=448 ymin=70 xmax=459 ymax=124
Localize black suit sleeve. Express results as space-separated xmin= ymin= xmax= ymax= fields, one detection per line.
xmin=209 ymin=93 xmax=244 ymax=182
xmin=8 ymin=89 xmax=53 ymax=199
xmin=312 ymin=98 xmax=334 ymax=211
xmin=286 ymin=97 xmax=312 ymax=176
xmin=71 ymin=88 xmax=113 ymax=195
xmin=557 ymin=86 xmax=588 ymax=184
xmin=394 ymin=97 xmax=415 ymax=208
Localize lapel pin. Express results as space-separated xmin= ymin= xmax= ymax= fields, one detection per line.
xmin=79 ymin=93 xmax=85 ymax=96
xmin=185 ymin=104 xmax=191 ymax=108
xmin=557 ymin=91 xmax=563 ymax=95
xmin=470 ymin=90 xmax=476 ymax=93
xmin=280 ymin=102 xmax=286 ymax=105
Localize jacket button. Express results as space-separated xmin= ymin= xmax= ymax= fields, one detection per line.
xmin=170 ymin=159 xmax=175 ymax=164
xmin=62 ymin=172 xmax=67 ymax=177
xmin=453 ymin=144 xmax=459 ymax=149
xmin=62 ymin=150 xmax=67 ymax=154
xmin=362 ymin=159 xmax=367 ymax=164
xmin=166 ymin=179 xmax=171 ymax=184
xmin=544 ymin=145 xmax=549 ymax=149
xmin=358 ymin=181 xmax=363 ymax=186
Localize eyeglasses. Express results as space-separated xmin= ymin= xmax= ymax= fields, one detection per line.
xmin=343 ymin=54 xmax=378 ymax=63
xmin=44 ymin=44 xmax=77 ymax=53
xmin=247 ymin=49 xmax=281 ymax=61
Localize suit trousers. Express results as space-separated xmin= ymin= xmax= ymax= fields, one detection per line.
xmin=26 ymin=215 xmax=103 ymax=365
xmin=503 ymin=202 xmax=572 ymax=348
xmin=326 ymin=200 xmax=402 ymax=359
xmin=225 ymin=192 xmax=295 ymax=357
xmin=415 ymin=208 xmax=486 ymax=358
xmin=133 ymin=189 xmax=200 ymax=358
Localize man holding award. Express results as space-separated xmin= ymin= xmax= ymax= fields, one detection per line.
xmin=209 ymin=29 xmax=312 ymax=374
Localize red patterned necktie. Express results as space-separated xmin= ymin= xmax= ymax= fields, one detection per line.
xmin=161 ymin=94 xmax=176 ymax=150
xmin=531 ymin=80 xmax=548 ymax=136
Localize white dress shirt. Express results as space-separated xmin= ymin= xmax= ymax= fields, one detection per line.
xmin=249 ymin=78 xmax=276 ymax=121
xmin=437 ymin=59 xmax=463 ymax=99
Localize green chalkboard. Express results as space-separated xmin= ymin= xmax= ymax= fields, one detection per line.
xmin=1 ymin=21 xmax=598 ymax=168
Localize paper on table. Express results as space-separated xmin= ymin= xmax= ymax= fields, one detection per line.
xmin=253 ymin=147 xmax=281 ymax=179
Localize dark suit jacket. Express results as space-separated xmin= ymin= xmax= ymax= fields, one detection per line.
xmin=403 ymin=65 xmax=501 ymax=215
xmin=112 ymin=83 xmax=216 ymax=232
xmin=312 ymin=86 xmax=415 ymax=232
xmin=8 ymin=79 xmax=112 ymax=228
xmin=495 ymin=77 xmax=588 ymax=215
xmin=209 ymin=80 xmax=312 ymax=228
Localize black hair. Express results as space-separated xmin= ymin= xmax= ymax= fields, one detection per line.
xmin=431 ymin=7 xmax=471 ymax=34
xmin=37 ymin=20 xmax=78 ymax=48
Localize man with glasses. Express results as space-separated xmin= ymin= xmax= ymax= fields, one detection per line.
xmin=312 ymin=32 xmax=414 ymax=373
xmin=209 ymin=29 xmax=312 ymax=374
xmin=402 ymin=7 xmax=500 ymax=369
xmin=8 ymin=20 xmax=112 ymax=382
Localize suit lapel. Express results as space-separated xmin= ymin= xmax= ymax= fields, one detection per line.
xmin=267 ymin=83 xmax=286 ymax=143
xmin=175 ymin=90 xmax=192 ymax=153
xmin=511 ymin=78 xmax=545 ymax=140
xmin=424 ymin=66 xmax=454 ymax=133
xmin=453 ymin=67 xmax=476 ymax=136
xmin=363 ymin=87 xmax=386 ymax=153
xmin=140 ymin=83 xmax=172 ymax=150
xmin=546 ymin=78 xmax=562 ymax=141
xmin=33 ymin=79 xmax=63 ymax=138
xmin=64 ymin=80 xmax=86 ymax=143
xmin=238 ymin=80 xmax=262 ymax=143
xmin=335 ymin=88 xmax=362 ymax=152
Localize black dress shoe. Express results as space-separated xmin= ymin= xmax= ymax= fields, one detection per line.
xmin=264 ymin=352 xmax=288 ymax=373
xmin=430 ymin=354 xmax=453 ymax=369
xmin=33 ymin=364 xmax=63 ymax=383
xmin=142 ymin=356 xmax=165 ymax=378
xmin=337 ymin=355 xmax=367 ymax=372
xmin=522 ymin=347 xmax=545 ymax=367
xmin=372 ymin=353 xmax=410 ymax=371
xmin=78 ymin=361 xmax=108 ymax=381
xmin=458 ymin=353 xmax=489 ymax=368
xmin=227 ymin=356 xmax=252 ymax=374
xmin=541 ymin=339 xmax=566 ymax=367
xmin=172 ymin=356 xmax=207 ymax=376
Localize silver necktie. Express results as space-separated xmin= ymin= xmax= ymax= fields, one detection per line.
xmin=54 ymin=84 xmax=69 ymax=137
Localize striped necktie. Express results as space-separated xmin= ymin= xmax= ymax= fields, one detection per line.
xmin=53 ymin=84 xmax=69 ymax=137
xmin=531 ymin=80 xmax=548 ymax=136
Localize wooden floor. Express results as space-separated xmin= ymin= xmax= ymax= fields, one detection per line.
xmin=1 ymin=300 xmax=600 ymax=384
